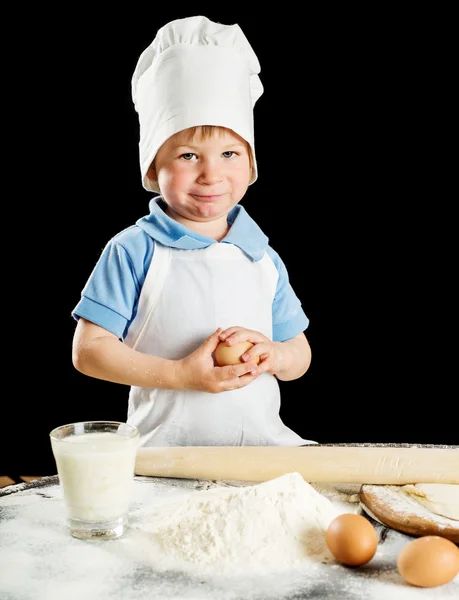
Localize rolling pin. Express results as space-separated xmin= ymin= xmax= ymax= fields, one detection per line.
xmin=135 ymin=443 xmax=459 ymax=484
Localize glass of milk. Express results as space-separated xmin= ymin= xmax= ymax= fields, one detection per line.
xmin=50 ymin=421 xmax=140 ymax=540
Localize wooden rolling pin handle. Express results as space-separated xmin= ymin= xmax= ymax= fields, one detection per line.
xmin=135 ymin=445 xmax=459 ymax=484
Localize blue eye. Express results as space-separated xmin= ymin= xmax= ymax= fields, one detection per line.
xmin=222 ymin=151 xmax=235 ymax=158
xmin=181 ymin=153 xmax=196 ymax=160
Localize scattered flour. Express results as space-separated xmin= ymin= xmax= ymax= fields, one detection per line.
xmin=2 ymin=475 xmax=459 ymax=600
xmin=142 ymin=472 xmax=341 ymax=571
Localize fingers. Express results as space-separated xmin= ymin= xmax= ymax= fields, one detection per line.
xmin=225 ymin=361 xmax=258 ymax=378
xmin=218 ymin=326 xmax=252 ymax=345
xmin=218 ymin=327 xmax=239 ymax=341
xmin=225 ymin=370 xmax=259 ymax=391
xmin=236 ymin=370 xmax=260 ymax=386
xmin=240 ymin=348 xmax=260 ymax=364
xmin=204 ymin=327 xmax=224 ymax=351
xmin=214 ymin=361 xmax=259 ymax=391
xmin=219 ymin=326 xmax=267 ymax=347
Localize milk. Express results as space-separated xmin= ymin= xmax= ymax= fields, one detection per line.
xmin=51 ymin=432 xmax=138 ymax=522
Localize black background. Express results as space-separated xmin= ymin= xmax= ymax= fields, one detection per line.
xmin=5 ymin=9 xmax=456 ymax=475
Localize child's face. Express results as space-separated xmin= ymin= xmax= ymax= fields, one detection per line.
xmin=150 ymin=127 xmax=252 ymax=223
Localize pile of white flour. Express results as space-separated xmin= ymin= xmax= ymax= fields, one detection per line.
xmin=143 ymin=472 xmax=342 ymax=571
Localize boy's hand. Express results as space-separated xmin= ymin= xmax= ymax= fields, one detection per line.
xmin=176 ymin=328 xmax=259 ymax=393
xmin=219 ymin=326 xmax=282 ymax=376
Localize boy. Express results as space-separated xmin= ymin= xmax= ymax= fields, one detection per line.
xmin=72 ymin=16 xmax=314 ymax=447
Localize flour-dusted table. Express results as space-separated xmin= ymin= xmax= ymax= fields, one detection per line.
xmin=1 ymin=475 xmax=458 ymax=599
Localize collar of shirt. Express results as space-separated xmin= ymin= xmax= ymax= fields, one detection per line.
xmin=135 ymin=196 xmax=269 ymax=261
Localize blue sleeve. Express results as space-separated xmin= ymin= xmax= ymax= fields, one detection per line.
xmin=266 ymin=246 xmax=309 ymax=342
xmin=71 ymin=226 xmax=154 ymax=340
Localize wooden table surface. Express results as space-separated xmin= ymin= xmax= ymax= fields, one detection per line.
xmin=1 ymin=475 xmax=458 ymax=599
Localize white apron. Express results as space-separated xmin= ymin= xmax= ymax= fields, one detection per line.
xmin=125 ymin=241 xmax=308 ymax=447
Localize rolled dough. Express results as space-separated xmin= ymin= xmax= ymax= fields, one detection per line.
xmin=401 ymin=483 xmax=459 ymax=520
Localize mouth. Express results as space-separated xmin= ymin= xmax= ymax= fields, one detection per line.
xmin=191 ymin=194 xmax=223 ymax=202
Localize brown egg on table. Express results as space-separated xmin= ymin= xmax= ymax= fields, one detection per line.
xmin=397 ymin=535 xmax=459 ymax=588
xmin=214 ymin=341 xmax=260 ymax=366
xmin=326 ymin=513 xmax=378 ymax=566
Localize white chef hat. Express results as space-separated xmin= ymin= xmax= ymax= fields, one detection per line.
xmin=131 ymin=15 xmax=263 ymax=193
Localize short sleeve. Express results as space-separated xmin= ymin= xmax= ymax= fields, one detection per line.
xmin=266 ymin=247 xmax=309 ymax=342
xmin=72 ymin=227 xmax=154 ymax=339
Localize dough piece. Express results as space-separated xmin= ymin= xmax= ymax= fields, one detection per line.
xmin=401 ymin=484 xmax=459 ymax=520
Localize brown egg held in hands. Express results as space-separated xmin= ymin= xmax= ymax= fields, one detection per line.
xmin=214 ymin=341 xmax=260 ymax=366
xmin=326 ymin=513 xmax=378 ymax=566
xmin=397 ymin=535 xmax=459 ymax=588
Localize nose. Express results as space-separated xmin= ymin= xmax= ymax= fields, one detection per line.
xmin=196 ymin=159 xmax=223 ymax=185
